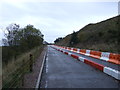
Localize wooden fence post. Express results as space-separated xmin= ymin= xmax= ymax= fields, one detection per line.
xmin=22 ymin=59 xmax=25 ymax=86
xmin=29 ymin=54 xmax=33 ymax=72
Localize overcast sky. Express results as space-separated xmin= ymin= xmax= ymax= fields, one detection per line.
xmin=0 ymin=0 xmax=119 ymax=44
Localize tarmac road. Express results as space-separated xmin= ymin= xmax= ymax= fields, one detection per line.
xmin=61 ymin=48 xmax=120 ymax=71
xmin=40 ymin=45 xmax=119 ymax=88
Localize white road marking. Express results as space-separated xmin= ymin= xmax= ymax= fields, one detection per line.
xmin=45 ymin=80 xmax=48 ymax=88
xmin=35 ymin=52 xmax=46 ymax=89
xmin=45 ymin=55 xmax=48 ymax=88
xmin=46 ymin=56 xmax=48 ymax=73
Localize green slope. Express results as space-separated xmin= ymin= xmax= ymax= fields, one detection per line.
xmin=56 ymin=15 xmax=120 ymax=53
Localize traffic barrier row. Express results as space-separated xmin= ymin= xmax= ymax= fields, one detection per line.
xmin=51 ymin=45 xmax=120 ymax=80
xmin=54 ymin=45 xmax=120 ymax=65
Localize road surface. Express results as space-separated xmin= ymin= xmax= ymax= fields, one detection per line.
xmin=62 ymin=48 xmax=120 ymax=71
xmin=40 ymin=45 xmax=119 ymax=88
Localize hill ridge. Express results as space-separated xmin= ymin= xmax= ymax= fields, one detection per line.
xmin=55 ymin=15 xmax=120 ymax=53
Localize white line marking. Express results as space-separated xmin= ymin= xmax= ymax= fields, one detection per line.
xmin=35 ymin=51 xmax=46 ymax=89
xmin=46 ymin=57 xmax=48 ymax=73
xmin=45 ymin=80 xmax=48 ymax=88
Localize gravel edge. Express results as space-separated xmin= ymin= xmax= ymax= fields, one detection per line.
xmin=22 ymin=46 xmax=47 ymax=88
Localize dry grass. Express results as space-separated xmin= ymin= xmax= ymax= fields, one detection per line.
xmin=2 ymin=46 xmax=43 ymax=88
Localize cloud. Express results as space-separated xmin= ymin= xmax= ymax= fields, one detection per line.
xmin=1 ymin=0 xmax=119 ymax=3
xmin=0 ymin=1 xmax=118 ymax=43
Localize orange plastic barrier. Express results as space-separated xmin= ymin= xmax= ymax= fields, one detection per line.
xmin=56 ymin=45 xmax=120 ymax=65
xmin=68 ymin=47 xmax=71 ymax=50
xmin=80 ymin=49 xmax=86 ymax=54
xmin=71 ymin=54 xmax=79 ymax=59
xmin=84 ymin=59 xmax=104 ymax=71
xmin=64 ymin=52 xmax=69 ymax=55
xmin=108 ymin=53 xmax=120 ymax=65
xmin=90 ymin=51 xmax=101 ymax=59
xmin=73 ymin=48 xmax=78 ymax=52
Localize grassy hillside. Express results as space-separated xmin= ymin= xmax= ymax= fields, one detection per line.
xmin=56 ymin=15 xmax=120 ymax=53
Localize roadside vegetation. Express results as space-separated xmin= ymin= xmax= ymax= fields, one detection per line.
xmin=54 ymin=15 xmax=120 ymax=54
xmin=2 ymin=24 xmax=44 ymax=88
xmin=2 ymin=24 xmax=43 ymax=65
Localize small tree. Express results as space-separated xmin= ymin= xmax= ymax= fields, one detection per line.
xmin=20 ymin=24 xmax=44 ymax=49
xmin=69 ymin=31 xmax=79 ymax=46
xmin=6 ymin=23 xmax=20 ymax=46
xmin=4 ymin=24 xmax=44 ymax=50
xmin=54 ymin=37 xmax=63 ymax=43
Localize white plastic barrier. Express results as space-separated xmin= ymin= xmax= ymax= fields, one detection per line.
xmin=85 ymin=50 xmax=91 ymax=56
xmin=100 ymin=52 xmax=110 ymax=61
xmin=71 ymin=48 xmax=73 ymax=51
xmin=77 ymin=49 xmax=80 ymax=53
xmin=104 ymin=67 xmax=120 ymax=80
